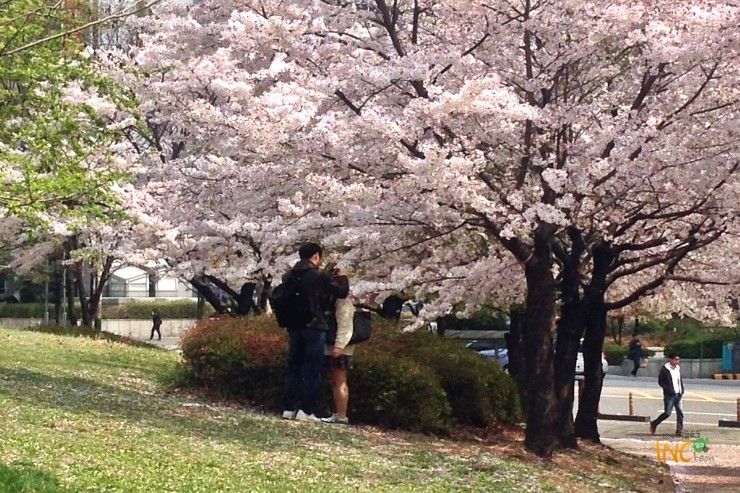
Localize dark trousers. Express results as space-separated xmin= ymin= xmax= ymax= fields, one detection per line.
xmin=150 ymin=324 xmax=161 ymax=340
xmin=651 ymin=394 xmax=684 ymax=432
xmin=630 ymin=358 xmax=640 ymax=376
xmin=284 ymin=328 xmax=326 ymax=416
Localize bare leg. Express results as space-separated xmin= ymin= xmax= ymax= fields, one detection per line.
xmin=329 ymin=368 xmax=349 ymax=419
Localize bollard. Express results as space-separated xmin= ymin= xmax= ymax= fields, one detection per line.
xmin=629 ymin=392 xmax=634 ymax=416
xmin=737 ymin=397 xmax=739 ymax=421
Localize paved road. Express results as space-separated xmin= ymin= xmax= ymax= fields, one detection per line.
xmin=585 ymin=375 xmax=740 ymax=492
xmin=591 ymin=375 xmax=740 ymax=441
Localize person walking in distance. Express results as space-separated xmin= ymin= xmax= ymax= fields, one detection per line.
xmin=281 ymin=243 xmax=349 ymax=422
xmin=150 ymin=309 xmax=162 ymax=341
xmin=650 ymin=351 xmax=685 ymax=436
xmin=628 ymin=337 xmax=644 ymax=377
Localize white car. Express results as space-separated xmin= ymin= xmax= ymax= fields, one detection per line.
xmin=466 ymin=340 xmax=509 ymax=370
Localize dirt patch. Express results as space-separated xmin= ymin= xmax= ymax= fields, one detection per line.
xmin=446 ymin=426 xmax=673 ymax=492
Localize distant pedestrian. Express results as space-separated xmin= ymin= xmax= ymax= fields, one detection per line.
xmin=150 ymin=309 xmax=162 ymax=341
xmin=650 ymin=351 xmax=684 ymax=436
xmin=628 ymin=337 xmax=644 ymax=376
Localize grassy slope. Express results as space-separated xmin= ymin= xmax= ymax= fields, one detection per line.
xmin=0 ymin=328 xmax=671 ymax=492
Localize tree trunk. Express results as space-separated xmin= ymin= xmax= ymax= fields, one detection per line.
xmin=75 ymin=260 xmax=92 ymax=327
xmin=574 ymin=297 xmax=607 ymax=442
xmin=90 ymin=257 xmax=114 ymax=331
xmin=234 ymin=282 xmax=259 ymax=315
xmin=148 ymin=268 xmax=157 ymax=297
xmin=553 ymin=228 xmax=586 ymax=449
xmin=65 ymin=270 xmax=77 ymax=326
xmin=53 ymin=264 xmax=62 ymax=326
xmin=258 ymin=276 xmax=272 ymax=312
xmin=380 ymin=294 xmax=405 ymax=320
xmin=574 ymin=244 xmax=615 ymax=442
xmin=522 ymin=236 xmax=558 ymax=457
xmin=553 ymin=299 xmax=584 ymax=448
xmin=190 ymin=277 xmax=228 ymax=314
xmin=506 ymin=306 xmax=527 ymax=413
xmin=64 ymin=254 xmax=78 ymax=327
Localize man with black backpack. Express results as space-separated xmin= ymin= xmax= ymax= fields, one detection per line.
xmin=277 ymin=242 xmax=349 ymax=422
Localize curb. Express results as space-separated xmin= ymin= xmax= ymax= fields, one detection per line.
xmin=598 ymin=413 xmax=651 ymax=422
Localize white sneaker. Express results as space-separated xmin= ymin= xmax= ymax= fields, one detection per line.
xmin=295 ymin=410 xmax=321 ymax=422
xmin=281 ymin=410 xmax=296 ymax=420
xmin=321 ymin=414 xmax=349 ymax=425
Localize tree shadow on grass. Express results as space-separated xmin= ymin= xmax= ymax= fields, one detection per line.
xmin=0 ymin=463 xmax=66 ymax=493
xmin=0 ymin=365 xmax=334 ymax=454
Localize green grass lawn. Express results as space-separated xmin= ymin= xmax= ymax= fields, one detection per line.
xmin=0 ymin=327 xmax=670 ymax=492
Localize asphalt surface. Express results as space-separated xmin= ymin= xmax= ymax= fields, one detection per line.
xmin=592 ymin=375 xmax=740 ymax=442
xmin=139 ymin=336 xmax=182 ymax=352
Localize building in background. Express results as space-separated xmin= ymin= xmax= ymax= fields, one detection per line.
xmin=104 ymin=264 xmax=195 ymax=298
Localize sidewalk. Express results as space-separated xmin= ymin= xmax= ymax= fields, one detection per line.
xmin=602 ymin=438 xmax=740 ymax=492
xmin=606 ymin=374 xmax=740 ymax=386
xmin=139 ymin=336 xmax=181 ymax=352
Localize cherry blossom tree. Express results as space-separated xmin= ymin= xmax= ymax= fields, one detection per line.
xmin=107 ymin=0 xmax=738 ymax=456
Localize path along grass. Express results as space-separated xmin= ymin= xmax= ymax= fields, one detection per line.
xmin=0 ymin=327 xmax=670 ymax=492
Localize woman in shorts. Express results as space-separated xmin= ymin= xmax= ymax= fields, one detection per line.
xmin=322 ymin=295 xmax=355 ymax=424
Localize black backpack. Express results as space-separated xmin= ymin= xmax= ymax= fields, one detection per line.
xmin=270 ymin=272 xmax=311 ymax=329
xmin=349 ymin=310 xmax=372 ymax=344
xmin=327 ymin=309 xmax=372 ymax=345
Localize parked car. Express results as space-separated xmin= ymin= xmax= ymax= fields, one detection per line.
xmin=466 ymin=340 xmax=509 ymax=371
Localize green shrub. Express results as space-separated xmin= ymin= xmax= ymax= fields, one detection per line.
xmin=635 ymin=317 xmax=734 ymax=344
xmin=602 ymin=343 xmax=625 ymax=365
xmin=0 ymin=303 xmax=67 ymax=318
xmin=380 ymin=331 xmax=521 ymax=426
xmin=0 ymin=300 xmax=211 ymax=319
xmin=350 ymin=354 xmax=452 ymax=432
xmin=103 ymin=300 xmax=211 ymax=319
xmin=437 ymin=306 xmax=508 ymax=332
xmin=179 ymin=314 xmax=520 ymax=434
xmin=664 ymin=338 xmax=726 ymax=359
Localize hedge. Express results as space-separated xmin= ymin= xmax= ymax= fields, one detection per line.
xmin=0 ymin=300 xmax=211 ymax=319
xmin=103 ymin=300 xmax=211 ymax=319
xmin=437 ymin=307 xmax=508 ymax=332
xmin=180 ymin=315 xmax=521 ymax=434
xmin=664 ymin=338 xmax=727 ymax=359
xmin=0 ymin=303 xmax=50 ymax=318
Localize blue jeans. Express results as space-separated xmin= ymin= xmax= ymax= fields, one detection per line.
xmin=284 ymin=328 xmax=326 ymax=416
xmin=651 ymin=394 xmax=684 ymax=432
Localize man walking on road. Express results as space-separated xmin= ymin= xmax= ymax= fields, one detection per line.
xmin=650 ymin=351 xmax=684 ymax=436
